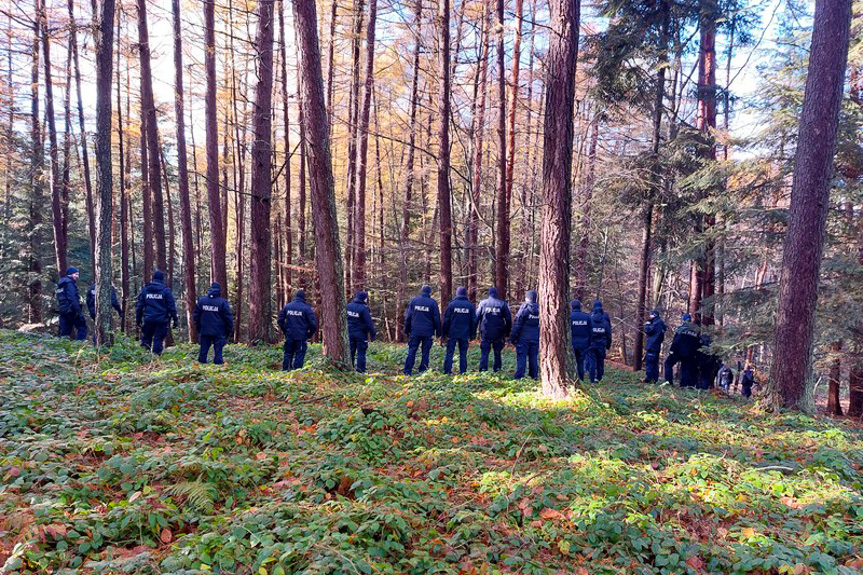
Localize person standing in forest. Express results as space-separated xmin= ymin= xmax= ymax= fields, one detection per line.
xmin=442 ymin=286 xmax=477 ymax=375
xmin=193 ymin=282 xmax=233 ymax=365
xmin=87 ymin=283 xmax=123 ymax=322
xmin=135 ymin=270 xmax=179 ymax=355
xmin=718 ymin=362 xmax=734 ymax=392
xmin=643 ymin=309 xmax=666 ymax=383
xmin=476 ymin=287 xmax=512 ymax=372
xmin=511 ymin=290 xmax=540 ymax=380
xmin=56 ymin=267 xmax=87 ymax=340
xmin=664 ymin=313 xmax=700 ymax=387
xmin=277 ymin=289 xmax=318 ymax=370
xmin=585 ymin=300 xmax=612 ymax=383
xmin=696 ymin=332 xmax=718 ymax=389
xmin=741 ymin=365 xmax=755 ymax=398
xmin=569 ymin=299 xmax=591 ymax=381
xmin=403 ymin=285 xmax=442 ymax=375
xmin=346 ymin=290 xmax=376 ymax=373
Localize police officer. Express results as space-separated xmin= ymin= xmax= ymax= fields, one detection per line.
xmin=696 ymin=333 xmax=718 ymax=390
xmin=56 ymin=267 xmax=87 ymax=340
xmin=346 ymin=290 xmax=376 ymax=373
xmin=585 ymin=300 xmax=612 ymax=383
xmin=569 ymin=300 xmax=591 ymax=381
xmin=193 ymin=282 xmax=233 ymax=365
xmin=643 ymin=309 xmax=666 ymax=383
xmin=87 ymin=283 xmax=123 ymax=321
xmin=135 ymin=270 xmax=178 ymax=355
xmin=741 ymin=366 xmax=755 ymax=398
xmin=277 ymin=289 xmax=318 ymax=370
xmin=476 ymin=287 xmax=512 ymax=372
xmin=442 ymin=286 xmax=477 ymax=375
xmin=511 ymin=290 xmax=540 ymax=380
xmin=403 ymin=285 xmax=442 ymax=375
xmin=718 ymin=363 xmax=734 ymax=392
xmin=664 ymin=313 xmax=700 ymax=387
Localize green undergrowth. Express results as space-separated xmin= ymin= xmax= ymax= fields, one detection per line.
xmin=1 ymin=330 xmax=862 ymax=575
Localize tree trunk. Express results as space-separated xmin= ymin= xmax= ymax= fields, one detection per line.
xmin=828 ymin=341 xmax=843 ymax=416
xmin=68 ymin=0 xmax=95 ymax=271
xmin=326 ymin=0 xmax=338 ymax=124
xmin=39 ymin=0 xmax=66 ymax=277
xmin=504 ymin=0 xmax=523 ymax=293
xmin=137 ymin=0 xmax=167 ymax=273
xmin=493 ymin=0 xmax=508 ymax=299
xmin=248 ymin=0 xmax=276 ymax=344
xmin=573 ymin=115 xmax=597 ymax=301
xmin=850 ymin=360 xmax=863 ymax=418
xmin=437 ymin=0 xmax=453 ymax=306
xmin=292 ymin=0 xmax=349 ymax=363
xmin=205 ymin=0 xmax=228 ymax=293
xmin=117 ymin=7 xmax=130 ymax=333
xmin=539 ymin=0 xmax=579 ymax=398
xmin=769 ymin=0 xmax=851 ymax=411
xmin=94 ymin=0 xmax=117 ymax=346
xmin=28 ymin=0 xmax=44 ymax=323
xmin=467 ymin=7 xmax=490 ymax=303
xmin=279 ymin=0 xmax=293 ymax=302
xmin=353 ymin=0 xmax=377 ymax=291
xmin=172 ymin=0 xmax=197 ymax=342
xmin=345 ymin=0 xmax=366 ymax=293
xmin=140 ymin=102 xmax=154 ymax=281
xmin=514 ymin=8 xmax=536 ymax=299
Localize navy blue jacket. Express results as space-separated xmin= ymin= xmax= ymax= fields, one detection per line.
xmin=569 ymin=303 xmax=592 ymax=351
xmin=278 ymin=294 xmax=318 ymax=341
xmin=442 ymin=295 xmax=477 ymax=340
xmin=644 ymin=315 xmax=666 ymax=353
xmin=588 ymin=309 xmax=612 ymax=350
xmin=56 ymin=276 xmax=82 ymax=316
xmin=741 ymin=369 xmax=754 ymax=388
xmin=87 ymin=284 xmax=123 ymax=319
xmin=511 ymin=302 xmax=540 ymax=344
xmin=669 ymin=321 xmax=700 ymax=358
xmin=476 ymin=296 xmax=512 ymax=340
xmin=346 ymin=297 xmax=376 ymax=341
xmin=404 ymin=292 xmax=442 ymax=338
xmin=136 ymin=281 xmax=178 ymax=326
xmin=193 ymin=285 xmax=233 ymax=337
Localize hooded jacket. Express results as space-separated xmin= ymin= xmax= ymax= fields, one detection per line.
xmin=511 ymin=291 xmax=540 ymax=344
xmin=443 ymin=290 xmax=477 ymax=340
xmin=194 ymin=284 xmax=234 ymax=337
xmin=569 ymin=300 xmax=592 ymax=351
xmin=669 ymin=320 xmax=700 ymax=358
xmin=56 ymin=276 xmax=82 ymax=316
xmin=476 ymin=287 xmax=512 ymax=340
xmin=404 ymin=286 xmax=442 ymax=338
xmin=588 ymin=301 xmax=612 ymax=350
xmin=87 ymin=284 xmax=123 ymax=319
xmin=644 ymin=311 xmax=666 ymax=353
xmin=135 ymin=279 xmax=178 ymax=325
xmin=346 ymin=293 xmax=376 ymax=341
xmin=278 ymin=292 xmax=318 ymax=341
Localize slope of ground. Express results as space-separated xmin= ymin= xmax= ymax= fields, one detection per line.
xmin=0 ymin=330 xmax=861 ymax=575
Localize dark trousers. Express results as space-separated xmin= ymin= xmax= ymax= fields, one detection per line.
xmin=444 ymin=338 xmax=469 ymax=375
xmin=404 ymin=335 xmax=433 ymax=375
xmin=572 ymin=346 xmax=587 ymax=381
xmin=350 ymin=337 xmax=369 ymax=373
xmin=514 ymin=341 xmax=538 ymax=380
xmin=141 ymin=321 xmax=169 ymax=355
xmin=644 ymin=350 xmax=660 ymax=383
xmin=283 ymin=339 xmax=308 ymax=370
xmin=479 ymin=338 xmax=505 ymax=372
xmin=586 ymin=346 xmax=606 ymax=382
xmin=198 ymin=335 xmax=226 ymax=364
xmin=665 ymin=354 xmax=697 ymax=387
xmin=59 ymin=313 xmax=87 ymax=340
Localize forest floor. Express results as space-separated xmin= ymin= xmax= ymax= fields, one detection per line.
xmin=0 ymin=331 xmax=862 ymax=575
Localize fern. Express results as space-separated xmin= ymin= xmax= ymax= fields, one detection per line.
xmin=164 ymin=480 xmax=218 ymax=511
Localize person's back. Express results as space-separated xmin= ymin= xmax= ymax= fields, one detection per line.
xmin=670 ymin=320 xmax=700 ymax=358
xmin=644 ymin=311 xmax=666 ymax=352
xmin=194 ymin=282 xmax=233 ymax=364
xmin=346 ymin=290 xmax=375 ymax=372
xmin=741 ymin=367 xmax=755 ymax=397
xmin=476 ymin=287 xmax=511 ymax=372
xmin=56 ymin=268 xmax=87 ymax=340
xmin=719 ymin=364 xmax=734 ymax=391
xmin=665 ymin=314 xmax=700 ymax=386
xmin=278 ymin=290 xmax=318 ymax=370
xmin=403 ymin=285 xmax=441 ymax=375
xmin=569 ymin=300 xmax=591 ymax=381
xmin=135 ymin=270 xmax=178 ymax=355
xmin=511 ymin=290 xmax=540 ymax=380
xmin=442 ymin=287 xmax=476 ymax=375
xmin=585 ymin=301 xmax=612 ymax=383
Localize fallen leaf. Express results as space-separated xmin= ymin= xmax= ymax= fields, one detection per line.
xmin=44 ymin=524 xmax=67 ymax=539
xmin=741 ymin=527 xmax=756 ymax=538
xmin=160 ymin=528 xmax=172 ymax=543
xmin=255 ymin=452 xmax=267 ymax=461
xmin=686 ymin=556 xmax=704 ymax=572
xmin=779 ymin=496 xmax=802 ymax=509
xmin=129 ymin=491 xmax=142 ymax=503
xmin=539 ymin=508 xmax=563 ymax=520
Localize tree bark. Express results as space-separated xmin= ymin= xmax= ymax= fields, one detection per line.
xmin=117 ymin=6 xmax=130 ymax=333
xmin=140 ymin=99 xmax=154 ymax=281
xmin=769 ymin=0 xmax=851 ymax=411
xmin=326 ymin=0 xmax=338 ymax=124
xmin=493 ymin=0 xmax=509 ymax=299
xmin=172 ymin=0 xmax=198 ymax=342
xmin=828 ymin=341 xmax=843 ymax=416
xmin=437 ymin=0 xmax=453 ymax=306
xmin=205 ymin=0 xmax=228 ymax=293
xmin=248 ymin=0 xmax=276 ymax=344
xmin=539 ymin=0 xmax=580 ymax=398
xmin=279 ymin=0 xmax=293 ymax=302
xmin=504 ymin=0 xmax=524 ymax=294
xmin=467 ymin=7 xmax=490 ymax=303
xmin=573 ymin=115 xmax=597 ymax=301
xmin=292 ymin=0 xmax=349 ymax=363
xmin=94 ymin=0 xmax=117 ymax=346
xmin=28 ymin=0 xmax=44 ymax=323
xmin=345 ymin=0 xmax=366 ymax=292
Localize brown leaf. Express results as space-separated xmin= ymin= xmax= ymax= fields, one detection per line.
xmin=255 ymin=452 xmax=267 ymax=461
xmin=44 ymin=524 xmax=67 ymax=540
xmin=539 ymin=508 xmax=563 ymax=521
xmin=160 ymin=528 xmax=172 ymax=544
xmin=779 ymin=496 xmax=802 ymax=509
xmin=686 ymin=555 xmax=704 ymax=572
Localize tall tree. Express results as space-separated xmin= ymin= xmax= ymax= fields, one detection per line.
xmin=353 ymin=0 xmax=378 ymax=290
xmin=769 ymin=0 xmax=852 ymax=411
xmin=28 ymin=0 xmax=44 ymax=323
xmin=172 ymin=0 xmax=197 ymax=342
xmin=539 ymin=0 xmax=580 ymax=398
xmin=292 ymin=0 xmax=349 ymax=362
xmin=248 ymin=0 xmax=276 ymax=344
xmin=467 ymin=6 xmax=490 ymax=303
xmin=94 ymin=0 xmax=117 ymax=345
xmin=205 ymin=0 xmax=227 ymax=293
xmin=345 ymin=0 xmax=366 ymax=291
xmin=493 ymin=0 xmax=509 ymax=299
xmin=437 ymin=0 xmax=453 ymax=306
xmin=278 ymin=0 xmax=292 ymax=302
xmin=116 ymin=5 xmax=130 ymax=333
